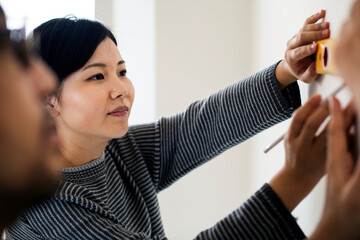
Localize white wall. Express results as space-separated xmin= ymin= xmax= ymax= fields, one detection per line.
xmin=251 ymin=0 xmax=353 ymax=235
xmin=155 ymin=0 xmax=355 ymax=238
xmin=95 ymin=0 xmax=156 ymax=125
xmin=0 ymin=0 xmax=95 ymax=34
xmin=155 ymin=1 xmax=255 ymax=239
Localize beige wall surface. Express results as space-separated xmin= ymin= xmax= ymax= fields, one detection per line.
xmin=155 ymin=1 xmax=255 ymax=239
xmin=251 ymin=0 xmax=353 ymax=236
xmin=157 ymin=0 xmax=355 ymax=238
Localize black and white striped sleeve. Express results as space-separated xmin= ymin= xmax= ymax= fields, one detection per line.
xmin=156 ymin=62 xmax=301 ymax=191
xmin=194 ymin=184 xmax=306 ymax=240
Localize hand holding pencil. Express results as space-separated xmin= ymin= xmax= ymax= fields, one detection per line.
xmin=268 ymin=94 xmax=330 ymax=212
xmin=264 ymin=84 xmax=345 ymax=153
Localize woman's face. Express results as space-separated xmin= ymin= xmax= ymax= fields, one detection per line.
xmin=53 ymin=37 xmax=135 ymax=140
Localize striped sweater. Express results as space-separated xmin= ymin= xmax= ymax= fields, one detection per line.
xmin=7 ymin=63 xmax=306 ymax=239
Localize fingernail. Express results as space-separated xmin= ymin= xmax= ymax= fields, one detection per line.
xmin=311 ymin=42 xmax=317 ymax=50
xmin=322 ymin=29 xmax=329 ymax=36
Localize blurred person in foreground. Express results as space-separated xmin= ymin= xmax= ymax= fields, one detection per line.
xmin=0 ymin=5 xmax=60 ymax=232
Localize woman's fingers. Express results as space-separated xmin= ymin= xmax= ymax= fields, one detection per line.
xmin=299 ymin=102 xmax=330 ymax=143
xmin=298 ymin=61 xmax=317 ymax=83
xmin=287 ymin=29 xmax=330 ymax=49
xmin=328 ymin=97 xmax=353 ymax=184
xmin=288 ymin=95 xmax=322 ymax=139
xmin=305 ymin=10 xmax=326 ymax=25
xmin=343 ymin=100 xmax=356 ymax=129
xmin=315 ymin=124 xmax=328 ymax=150
xmin=285 ymin=45 xmax=318 ymax=83
xmin=281 ymin=10 xmax=330 ymax=84
xmin=286 ymin=42 xmax=317 ymax=64
xmin=303 ymin=21 xmax=330 ymax=32
xmin=287 ymin=10 xmax=329 ymax=50
xmin=289 ymin=97 xmax=351 ymax=144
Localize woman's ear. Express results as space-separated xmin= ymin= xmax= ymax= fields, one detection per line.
xmin=46 ymin=96 xmax=60 ymax=117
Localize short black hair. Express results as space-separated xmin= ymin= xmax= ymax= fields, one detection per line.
xmin=33 ymin=17 xmax=117 ymax=82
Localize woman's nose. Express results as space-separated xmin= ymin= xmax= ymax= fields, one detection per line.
xmin=109 ymin=77 xmax=128 ymax=100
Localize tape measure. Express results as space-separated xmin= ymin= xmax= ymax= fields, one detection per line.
xmin=316 ymin=38 xmax=339 ymax=75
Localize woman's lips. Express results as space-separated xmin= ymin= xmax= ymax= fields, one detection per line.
xmin=108 ymin=111 xmax=128 ymax=117
xmin=108 ymin=106 xmax=129 ymax=118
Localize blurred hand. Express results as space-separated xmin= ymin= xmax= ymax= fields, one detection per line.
xmin=276 ymin=10 xmax=330 ymax=89
xmin=269 ymin=95 xmax=329 ymax=211
xmin=310 ymin=97 xmax=360 ymax=240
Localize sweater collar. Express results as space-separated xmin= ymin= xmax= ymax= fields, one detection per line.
xmin=60 ymin=152 xmax=106 ymax=183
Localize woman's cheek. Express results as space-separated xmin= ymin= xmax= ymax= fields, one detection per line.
xmin=128 ymin=81 xmax=135 ymax=109
xmin=62 ymin=93 xmax=104 ymax=129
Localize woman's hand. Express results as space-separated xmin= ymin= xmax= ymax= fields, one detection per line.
xmin=276 ymin=10 xmax=330 ymax=89
xmin=269 ymin=94 xmax=329 ymax=212
xmin=283 ymin=95 xmax=329 ymax=184
xmin=309 ymin=97 xmax=360 ymax=240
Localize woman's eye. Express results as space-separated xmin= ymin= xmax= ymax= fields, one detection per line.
xmin=118 ymin=70 xmax=127 ymax=77
xmin=88 ymin=74 xmax=104 ymax=81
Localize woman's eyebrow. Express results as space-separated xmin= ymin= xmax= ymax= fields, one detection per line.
xmin=83 ymin=60 xmax=125 ymax=71
xmin=83 ymin=63 xmax=106 ymax=71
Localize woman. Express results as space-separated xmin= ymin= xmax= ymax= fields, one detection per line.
xmin=8 ymin=11 xmax=330 ymax=239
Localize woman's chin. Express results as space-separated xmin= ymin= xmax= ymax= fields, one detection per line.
xmin=108 ymin=130 xmax=128 ymax=139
